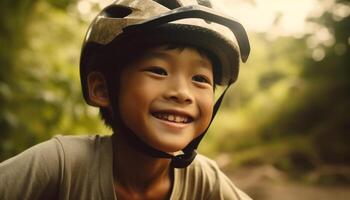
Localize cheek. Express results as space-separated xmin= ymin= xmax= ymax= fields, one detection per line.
xmin=119 ymin=87 xmax=147 ymax=116
xmin=118 ymin=76 xmax=142 ymax=122
xmin=118 ymin=88 xmax=148 ymax=136
xmin=118 ymin=75 xmax=159 ymax=121
xmin=197 ymin=91 xmax=214 ymax=126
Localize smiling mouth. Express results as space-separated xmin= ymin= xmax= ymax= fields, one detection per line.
xmin=152 ymin=112 xmax=193 ymax=124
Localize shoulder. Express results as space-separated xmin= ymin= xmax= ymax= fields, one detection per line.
xmin=0 ymin=135 xmax=114 ymax=200
xmin=184 ymin=154 xmax=221 ymax=184
xmin=1 ymin=134 xmax=110 ymax=170
xmin=175 ymin=154 xmax=252 ymax=200
xmin=0 ymin=137 xmax=66 ymax=199
xmin=52 ymin=134 xmax=112 ymax=167
xmin=185 ymin=154 xmax=223 ymax=182
xmin=1 ymin=136 xmax=64 ymax=168
xmin=191 ymin=153 xmax=220 ymax=170
xmin=53 ymin=134 xmax=108 ymax=153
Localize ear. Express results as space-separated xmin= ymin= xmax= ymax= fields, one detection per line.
xmin=87 ymin=71 xmax=110 ymax=107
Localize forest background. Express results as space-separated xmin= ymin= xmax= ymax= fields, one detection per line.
xmin=0 ymin=0 xmax=349 ymax=199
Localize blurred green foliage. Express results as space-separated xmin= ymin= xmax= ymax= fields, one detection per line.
xmin=0 ymin=0 xmax=349 ymax=184
xmin=0 ymin=0 xmax=108 ymax=161
xmin=202 ymin=0 xmax=350 ymax=181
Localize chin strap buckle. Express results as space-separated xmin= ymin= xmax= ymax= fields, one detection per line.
xmin=171 ymin=150 xmax=198 ymax=168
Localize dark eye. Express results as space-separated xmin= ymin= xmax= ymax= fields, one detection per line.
xmin=192 ymin=75 xmax=212 ymax=85
xmin=144 ymin=66 xmax=167 ymax=76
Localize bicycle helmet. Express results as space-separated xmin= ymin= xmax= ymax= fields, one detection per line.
xmin=80 ymin=0 xmax=250 ymax=168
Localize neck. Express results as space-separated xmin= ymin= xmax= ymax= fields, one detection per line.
xmin=112 ymin=132 xmax=173 ymax=191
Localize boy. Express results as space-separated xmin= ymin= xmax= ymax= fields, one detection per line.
xmin=0 ymin=0 xmax=251 ymax=199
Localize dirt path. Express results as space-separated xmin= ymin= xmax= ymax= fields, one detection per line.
xmin=227 ymin=165 xmax=350 ymax=200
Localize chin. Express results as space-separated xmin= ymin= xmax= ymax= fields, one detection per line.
xmin=151 ymin=140 xmax=189 ymax=153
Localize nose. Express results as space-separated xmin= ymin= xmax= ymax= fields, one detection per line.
xmin=164 ymin=78 xmax=194 ymax=104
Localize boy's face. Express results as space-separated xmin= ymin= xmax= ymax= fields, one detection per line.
xmin=118 ymin=46 xmax=214 ymax=153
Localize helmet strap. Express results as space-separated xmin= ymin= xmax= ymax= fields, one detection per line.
xmin=170 ymin=81 xmax=233 ymax=167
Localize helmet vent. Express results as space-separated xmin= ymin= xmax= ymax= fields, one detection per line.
xmin=197 ymin=0 xmax=212 ymax=8
xmin=102 ymin=5 xmax=132 ymax=18
xmin=153 ymin=0 xmax=182 ymax=9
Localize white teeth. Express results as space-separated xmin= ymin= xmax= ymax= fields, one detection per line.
xmin=168 ymin=115 xmax=175 ymax=121
xmin=153 ymin=113 xmax=189 ymax=123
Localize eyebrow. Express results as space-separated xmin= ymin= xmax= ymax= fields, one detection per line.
xmin=141 ymin=51 xmax=173 ymax=61
xmin=141 ymin=50 xmax=212 ymax=69
xmin=193 ymin=59 xmax=212 ymax=70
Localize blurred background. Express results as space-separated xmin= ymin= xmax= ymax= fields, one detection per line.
xmin=0 ymin=0 xmax=349 ymax=199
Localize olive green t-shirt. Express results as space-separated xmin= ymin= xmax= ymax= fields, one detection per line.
xmin=0 ymin=135 xmax=251 ymax=200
